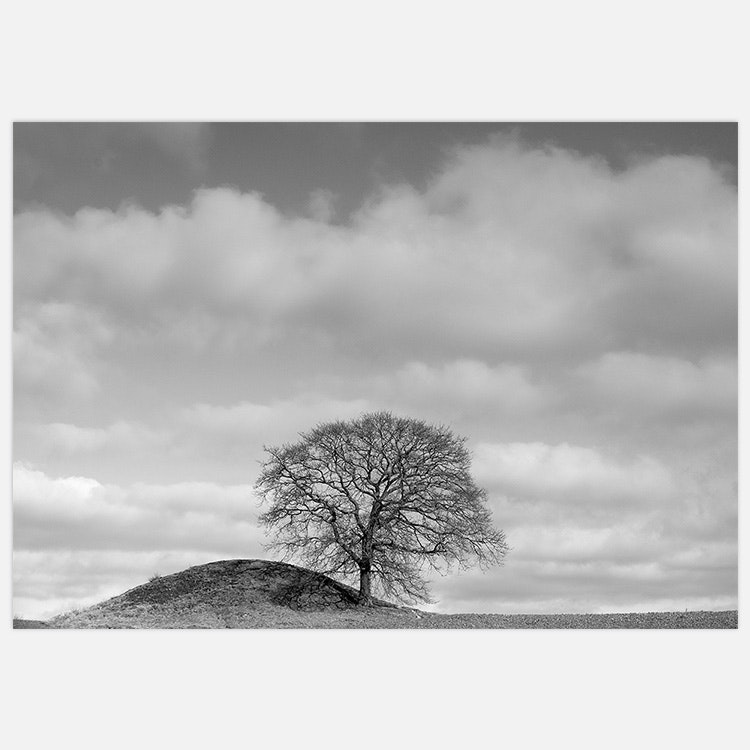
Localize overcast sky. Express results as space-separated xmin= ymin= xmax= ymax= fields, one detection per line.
xmin=12 ymin=122 xmax=737 ymax=619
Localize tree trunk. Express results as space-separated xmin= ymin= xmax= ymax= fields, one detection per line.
xmin=358 ymin=564 xmax=373 ymax=606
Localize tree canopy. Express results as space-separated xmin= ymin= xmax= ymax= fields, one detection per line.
xmin=255 ymin=411 xmax=508 ymax=605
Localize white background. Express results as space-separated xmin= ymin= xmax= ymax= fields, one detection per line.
xmin=1 ymin=1 xmax=745 ymax=748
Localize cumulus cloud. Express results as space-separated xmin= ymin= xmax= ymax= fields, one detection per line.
xmin=25 ymin=421 xmax=168 ymax=454
xmin=474 ymin=442 xmax=675 ymax=508
xmin=307 ymin=188 xmax=338 ymax=223
xmin=13 ymin=463 xmax=262 ymax=553
xmin=13 ymin=137 xmax=737 ymax=363
xmin=13 ymin=302 xmax=112 ymax=402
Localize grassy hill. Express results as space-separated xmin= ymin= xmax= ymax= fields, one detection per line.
xmin=45 ymin=559 xmax=419 ymax=629
xmin=14 ymin=559 xmax=738 ymax=629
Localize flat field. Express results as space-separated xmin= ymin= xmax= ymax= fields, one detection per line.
xmin=13 ymin=610 xmax=737 ymax=629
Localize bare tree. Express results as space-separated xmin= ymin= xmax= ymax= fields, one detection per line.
xmin=255 ymin=411 xmax=508 ymax=605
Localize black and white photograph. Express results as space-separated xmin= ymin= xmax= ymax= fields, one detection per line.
xmin=12 ymin=122 xmax=737 ymax=629
xmin=3 ymin=5 xmax=746 ymax=748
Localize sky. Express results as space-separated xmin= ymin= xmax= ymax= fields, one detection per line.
xmin=12 ymin=122 xmax=738 ymax=619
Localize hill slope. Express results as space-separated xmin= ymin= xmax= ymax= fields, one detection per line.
xmin=47 ymin=559 xmax=415 ymax=629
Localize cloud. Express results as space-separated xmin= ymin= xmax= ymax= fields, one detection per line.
xmin=14 ymin=204 xmax=182 ymax=307
xmin=180 ymin=396 xmax=371 ymax=461
xmin=24 ymin=421 xmax=168 ymax=454
xmin=13 ymin=399 xmax=375 ymax=487
xmin=13 ymin=137 xmax=737 ymax=365
xmin=12 ymin=463 xmax=262 ymax=554
xmin=473 ymin=441 xmax=675 ymax=509
xmin=307 ymin=188 xmax=337 ymax=223
xmin=13 ymin=302 xmax=112 ymax=402
xmin=575 ymin=351 xmax=737 ymax=417
xmin=377 ymin=360 xmax=546 ymax=413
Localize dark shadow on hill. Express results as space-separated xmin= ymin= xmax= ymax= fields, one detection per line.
xmin=118 ymin=559 xmax=395 ymax=610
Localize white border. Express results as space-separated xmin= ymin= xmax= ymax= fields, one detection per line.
xmin=2 ymin=2 xmax=745 ymax=748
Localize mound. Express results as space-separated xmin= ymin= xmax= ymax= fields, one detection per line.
xmin=48 ymin=559 xmax=406 ymax=629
